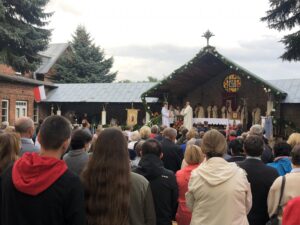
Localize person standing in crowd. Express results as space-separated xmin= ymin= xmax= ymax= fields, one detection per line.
xmin=227 ymin=138 xmax=246 ymax=163
xmin=0 ymin=115 xmax=86 ymax=225
xmin=82 ymin=119 xmax=92 ymax=135
xmin=267 ymin=142 xmax=292 ymax=176
xmin=134 ymin=139 xmax=178 ymax=225
xmin=82 ymin=128 xmax=156 ymax=225
xmin=161 ymin=128 xmax=183 ymax=173
xmin=268 ymin=145 xmax=300 ymax=224
xmin=63 ymin=129 xmax=92 ymax=175
xmin=176 ymin=145 xmax=204 ymax=225
xmin=161 ymin=102 xmax=170 ymax=127
xmin=287 ymin=132 xmax=300 ymax=148
xmin=140 ymin=125 xmax=151 ymax=140
xmin=282 ymin=196 xmax=300 ymax=225
xmin=182 ymin=101 xmax=193 ymax=131
xmin=186 ymin=129 xmax=252 ymax=225
xmin=130 ymin=140 xmax=145 ymax=170
xmin=0 ymin=132 xmax=20 ymax=174
xmin=15 ymin=117 xmax=40 ymax=155
xmin=237 ymin=135 xmax=279 ymax=225
xmin=150 ymin=125 xmax=159 ymax=139
xmin=249 ymin=124 xmax=273 ymax=163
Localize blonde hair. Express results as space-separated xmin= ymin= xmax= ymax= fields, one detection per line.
xmin=186 ymin=128 xmax=197 ymax=140
xmin=130 ymin=131 xmax=141 ymax=142
xmin=287 ymin=133 xmax=300 ymax=148
xmin=201 ymin=129 xmax=227 ymax=158
xmin=184 ymin=145 xmax=204 ymax=165
xmin=139 ymin=126 xmax=151 ymax=139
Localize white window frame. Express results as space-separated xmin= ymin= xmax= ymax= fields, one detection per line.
xmin=1 ymin=100 xmax=9 ymax=122
xmin=33 ymin=102 xmax=39 ymax=124
xmin=15 ymin=101 xmax=28 ymax=119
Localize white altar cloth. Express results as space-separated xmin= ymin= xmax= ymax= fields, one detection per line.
xmin=193 ymin=118 xmax=241 ymax=126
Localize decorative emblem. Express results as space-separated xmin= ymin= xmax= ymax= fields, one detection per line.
xmin=223 ymin=74 xmax=241 ymax=93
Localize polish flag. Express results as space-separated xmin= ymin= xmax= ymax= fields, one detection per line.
xmin=34 ymin=85 xmax=46 ymax=102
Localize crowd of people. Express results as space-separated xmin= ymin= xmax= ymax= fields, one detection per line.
xmin=1 ymin=115 xmax=300 ymax=225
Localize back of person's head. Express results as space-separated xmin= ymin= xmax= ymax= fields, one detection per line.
xmin=15 ymin=117 xmax=34 ymax=136
xmin=141 ymin=139 xmax=162 ymax=157
xmin=184 ymin=145 xmax=204 ymax=165
xmin=139 ymin=125 xmax=151 ymax=139
xmin=230 ymin=130 xmax=237 ymax=137
xmin=151 ymin=125 xmax=159 ymax=134
xmin=244 ymin=135 xmax=264 ymax=157
xmin=201 ymin=129 xmax=227 ymax=158
xmin=287 ymin=133 xmax=300 ymax=148
xmin=273 ymin=142 xmax=292 ymax=158
xmin=249 ymin=124 xmax=263 ymax=136
xmin=38 ymin=115 xmax=72 ymax=151
xmin=82 ymin=119 xmax=89 ymax=128
xmin=236 ymin=123 xmax=243 ymax=130
xmin=229 ymin=138 xmax=244 ymax=156
xmin=0 ymin=132 xmax=20 ymax=173
xmin=163 ymin=127 xmax=177 ymax=140
xmin=291 ymin=145 xmax=300 ymax=166
xmin=70 ymin=129 xmax=92 ymax=150
xmin=134 ymin=140 xmax=145 ymax=157
xmin=82 ymin=128 xmax=130 ymax=225
xmin=186 ymin=128 xmax=197 ymax=140
xmin=130 ymin=130 xmax=141 ymax=142
xmin=1 ymin=121 xmax=9 ymax=130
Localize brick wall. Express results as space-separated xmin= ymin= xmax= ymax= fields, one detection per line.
xmin=0 ymin=82 xmax=35 ymax=125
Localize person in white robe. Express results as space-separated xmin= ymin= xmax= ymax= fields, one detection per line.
xmin=183 ymin=101 xmax=193 ymax=130
xmin=252 ymin=106 xmax=261 ymax=124
xmin=207 ymin=105 xmax=212 ymax=118
xmin=161 ymin=103 xmax=170 ymax=127
xmin=197 ymin=105 xmax=205 ymax=118
xmin=221 ymin=106 xmax=226 ymax=118
xmin=226 ymin=102 xmax=232 ymax=119
xmin=241 ymin=105 xmax=248 ymax=125
xmin=212 ymin=105 xmax=218 ymax=118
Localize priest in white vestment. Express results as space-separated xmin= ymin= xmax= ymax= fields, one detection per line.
xmin=161 ymin=103 xmax=170 ymax=127
xmin=183 ymin=101 xmax=193 ymax=130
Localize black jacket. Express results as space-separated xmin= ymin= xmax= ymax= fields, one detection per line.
xmin=134 ymin=154 xmax=178 ymax=225
xmin=237 ymin=158 xmax=279 ymax=225
xmin=161 ymin=138 xmax=183 ymax=173
xmin=0 ymin=165 xmax=85 ymax=225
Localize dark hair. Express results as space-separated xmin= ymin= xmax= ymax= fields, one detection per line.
xmin=39 ymin=115 xmax=72 ymax=150
xmin=291 ymin=145 xmax=300 ymax=166
xmin=81 ymin=128 xmax=130 ymax=225
xmin=229 ymin=138 xmax=244 ymax=156
xmin=142 ymin=139 xmax=162 ymax=157
xmin=244 ymin=135 xmax=264 ymax=157
xmin=70 ymin=129 xmax=92 ymax=150
xmin=273 ymin=142 xmax=292 ymax=157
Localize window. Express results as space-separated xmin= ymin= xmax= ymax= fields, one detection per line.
xmin=33 ymin=103 xmax=39 ymax=123
xmin=1 ymin=100 xmax=9 ymax=122
xmin=15 ymin=101 xmax=27 ymax=119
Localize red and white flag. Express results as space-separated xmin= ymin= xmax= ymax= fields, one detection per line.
xmin=34 ymin=85 xmax=46 ymax=102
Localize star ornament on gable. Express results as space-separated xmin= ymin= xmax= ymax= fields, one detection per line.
xmin=202 ymin=30 xmax=215 ymax=46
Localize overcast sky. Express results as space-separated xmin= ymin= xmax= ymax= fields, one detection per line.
xmin=46 ymin=0 xmax=300 ymax=81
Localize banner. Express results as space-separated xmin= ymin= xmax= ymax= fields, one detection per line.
xmin=127 ymin=109 xmax=138 ymax=126
xmin=34 ymin=85 xmax=46 ymax=102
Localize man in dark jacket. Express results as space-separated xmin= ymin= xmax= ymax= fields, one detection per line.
xmin=134 ymin=139 xmax=178 ymax=225
xmin=161 ymin=127 xmax=183 ymax=173
xmin=0 ymin=115 xmax=85 ymax=225
xmin=237 ymin=135 xmax=279 ymax=225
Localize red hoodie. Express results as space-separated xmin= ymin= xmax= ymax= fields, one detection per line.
xmin=12 ymin=152 xmax=67 ymax=196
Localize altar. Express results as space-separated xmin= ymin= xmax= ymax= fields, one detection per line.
xmin=193 ymin=118 xmax=241 ymax=126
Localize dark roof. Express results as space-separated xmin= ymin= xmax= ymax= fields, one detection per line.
xmin=143 ymin=46 xmax=286 ymax=99
xmin=268 ymin=79 xmax=300 ymax=103
xmin=0 ymin=73 xmax=56 ymax=87
xmin=35 ymin=43 xmax=69 ymax=74
xmin=44 ymin=82 xmax=157 ymax=103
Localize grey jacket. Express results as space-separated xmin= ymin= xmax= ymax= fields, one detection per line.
xmin=129 ymin=172 xmax=156 ymax=225
xmin=63 ymin=149 xmax=89 ymax=175
xmin=20 ymin=138 xmax=40 ymax=156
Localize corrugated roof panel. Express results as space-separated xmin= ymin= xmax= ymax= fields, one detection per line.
xmin=44 ymin=82 xmax=158 ymax=103
xmin=268 ymin=79 xmax=300 ymax=103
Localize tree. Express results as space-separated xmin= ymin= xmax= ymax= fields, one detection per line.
xmin=0 ymin=0 xmax=52 ymax=73
xmin=262 ymin=0 xmax=300 ymax=61
xmin=146 ymin=76 xmax=158 ymax=82
xmin=55 ymin=25 xmax=116 ymax=83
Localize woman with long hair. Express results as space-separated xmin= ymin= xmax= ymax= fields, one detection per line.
xmin=81 ymin=128 xmax=155 ymax=225
xmin=0 ymin=132 xmax=20 ymax=174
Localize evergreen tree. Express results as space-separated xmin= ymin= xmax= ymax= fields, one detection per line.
xmin=0 ymin=0 xmax=52 ymax=73
xmin=55 ymin=26 xmax=116 ymax=83
xmin=262 ymin=0 xmax=300 ymax=61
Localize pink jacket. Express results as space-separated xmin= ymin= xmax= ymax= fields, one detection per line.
xmin=176 ymin=164 xmax=199 ymax=225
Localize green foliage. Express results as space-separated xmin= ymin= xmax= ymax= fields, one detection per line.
xmin=55 ymin=25 xmax=116 ymax=83
xmin=146 ymin=76 xmax=158 ymax=82
xmin=0 ymin=0 xmax=52 ymax=73
xmin=262 ymin=0 xmax=300 ymax=61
